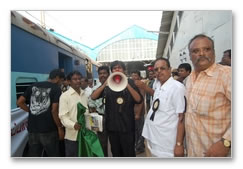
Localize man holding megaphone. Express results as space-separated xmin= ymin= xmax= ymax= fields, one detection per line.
xmin=91 ymin=60 xmax=143 ymax=157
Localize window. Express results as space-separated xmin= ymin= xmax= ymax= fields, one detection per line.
xmin=16 ymin=77 xmax=38 ymax=103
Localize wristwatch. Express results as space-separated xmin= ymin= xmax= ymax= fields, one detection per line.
xmin=176 ymin=142 xmax=183 ymax=146
xmin=221 ymin=138 xmax=231 ymax=148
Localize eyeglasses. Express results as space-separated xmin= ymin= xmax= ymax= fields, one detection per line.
xmin=154 ymin=66 xmax=168 ymax=72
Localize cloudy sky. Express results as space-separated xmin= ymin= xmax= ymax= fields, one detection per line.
xmin=18 ymin=10 xmax=162 ymax=48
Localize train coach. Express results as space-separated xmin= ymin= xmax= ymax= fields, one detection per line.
xmin=11 ymin=11 xmax=99 ymax=156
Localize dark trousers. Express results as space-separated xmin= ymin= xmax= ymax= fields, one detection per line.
xmin=135 ymin=115 xmax=145 ymax=152
xmin=28 ymin=131 xmax=60 ymax=157
xmin=97 ymin=130 xmax=108 ymax=157
xmin=59 ymin=140 xmax=66 ymax=157
xmin=97 ymin=115 xmax=108 ymax=157
xmin=108 ymin=131 xmax=135 ymax=157
xmin=64 ymin=139 xmax=78 ymax=157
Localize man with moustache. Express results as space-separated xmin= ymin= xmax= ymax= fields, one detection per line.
xmin=185 ymin=34 xmax=231 ymax=157
xmin=141 ymin=58 xmax=186 ymax=157
xmin=59 ymin=71 xmax=89 ymax=157
xmin=88 ymin=66 xmax=110 ymax=156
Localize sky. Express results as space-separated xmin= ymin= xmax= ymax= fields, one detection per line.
xmin=17 ymin=10 xmax=163 ymax=48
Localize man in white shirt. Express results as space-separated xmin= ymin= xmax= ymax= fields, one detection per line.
xmin=137 ymin=58 xmax=186 ymax=157
xmin=81 ymin=77 xmax=92 ymax=98
xmin=59 ymin=71 xmax=89 ymax=157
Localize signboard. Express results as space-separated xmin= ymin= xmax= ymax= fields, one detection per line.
xmin=11 ymin=108 xmax=28 ymax=157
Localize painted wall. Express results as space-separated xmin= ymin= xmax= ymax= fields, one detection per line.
xmin=169 ymin=11 xmax=232 ymax=69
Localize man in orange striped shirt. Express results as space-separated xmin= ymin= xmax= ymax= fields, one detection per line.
xmin=185 ymin=34 xmax=231 ymax=157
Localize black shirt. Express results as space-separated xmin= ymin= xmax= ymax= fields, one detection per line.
xmin=101 ymin=79 xmax=142 ymax=132
xmin=23 ymin=81 xmax=62 ymax=133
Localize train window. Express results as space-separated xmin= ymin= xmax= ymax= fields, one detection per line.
xmin=16 ymin=78 xmax=37 ymax=101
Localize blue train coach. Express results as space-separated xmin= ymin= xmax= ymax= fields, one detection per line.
xmin=11 ymin=11 xmax=99 ymax=156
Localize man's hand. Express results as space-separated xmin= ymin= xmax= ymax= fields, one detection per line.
xmin=174 ymin=144 xmax=184 ymax=157
xmin=74 ymin=123 xmax=81 ymax=130
xmin=89 ymin=107 xmax=97 ymax=113
xmin=205 ymin=140 xmax=230 ymax=157
xmin=92 ymin=127 xmax=99 ymax=132
xmin=58 ymin=127 xmax=65 ymax=140
xmin=134 ymin=80 xmax=154 ymax=96
xmin=135 ymin=113 xmax=140 ymax=120
xmin=134 ymin=80 xmax=146 ymax=89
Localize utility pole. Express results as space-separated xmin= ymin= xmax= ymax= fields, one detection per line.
xmin=40 ymin=11 xmax=46 ymax=28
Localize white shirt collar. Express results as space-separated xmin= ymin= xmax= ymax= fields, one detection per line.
xmin=160 ymin=77 xmax=174 ymax=91
xmin=68 ymin=86 xmax=85 ymax=96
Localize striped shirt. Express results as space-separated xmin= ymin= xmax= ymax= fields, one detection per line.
xmin=185 ymin=63 xmax=231 ymax=157
xmin=88 ymin=82 xmax=105 ymax=115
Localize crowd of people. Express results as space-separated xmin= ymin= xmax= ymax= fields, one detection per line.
xmin=16 ymin=34 xmax=231 ymax=158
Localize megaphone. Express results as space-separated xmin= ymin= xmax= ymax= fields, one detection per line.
xmin=107 ymin=72 xmax=128 ymax=92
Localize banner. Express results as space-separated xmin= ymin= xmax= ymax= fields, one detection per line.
xmin=11 ymin=108 xmax=28 ymax=157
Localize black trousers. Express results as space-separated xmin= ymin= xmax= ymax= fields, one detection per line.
xmin=135 ymin=116 xmax=145 ymax=152
xmin=64 ymin=139 xmax=78 ymax=157
xmin=97 ymin=130 xmax=108 ymax=157
xmin=108 ymin=131 xmax=135 ymax=157
xmin=97 ymin=114 xmax=108 ymax=157
xmin=28 ymin=131 xmax=59 ymax=157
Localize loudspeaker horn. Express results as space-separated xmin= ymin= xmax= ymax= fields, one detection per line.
xmin=107 ymin=72 xmax=128 ymax=92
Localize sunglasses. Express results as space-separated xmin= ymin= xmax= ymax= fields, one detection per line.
xmin=154 ymin=66 xmax=168 ymax=72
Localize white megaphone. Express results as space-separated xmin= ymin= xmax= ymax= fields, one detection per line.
xmin=107 ymin=72 xmax=128 ymax=92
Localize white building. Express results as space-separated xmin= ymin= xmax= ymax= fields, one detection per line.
xmin=157 ymin=11 xmax=232 ymax=69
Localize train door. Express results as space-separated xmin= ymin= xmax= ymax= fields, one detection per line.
xmin=58 ymin=52 xmax=73 ymax=75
